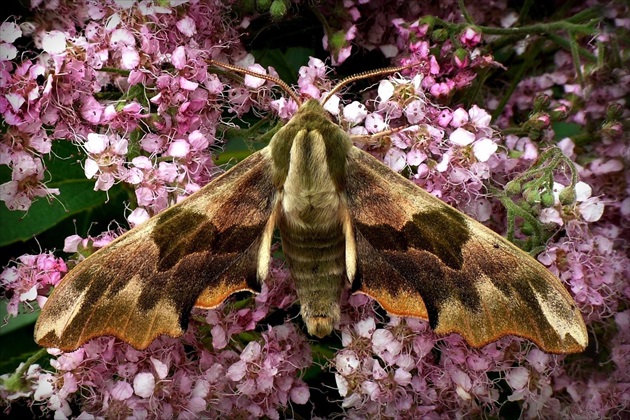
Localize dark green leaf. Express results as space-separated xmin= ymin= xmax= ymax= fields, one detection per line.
xmin=252 ymin=47 xmax=314 ymax=85
xmin=0 ymin=141 xmax=125 ymax=247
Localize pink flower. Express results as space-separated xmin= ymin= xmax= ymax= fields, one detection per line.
xmin=243 ymin=64 xmax=267 ymax=88
xmin=1 ymin=252 xmax=67 ymax=316
xmin=460 ymin=27 xmax=482 ymax=48
xmin=404 ymin=99 xmax=425 ymax=123
xmin=176 ymin=15 xmax=197 ymax=37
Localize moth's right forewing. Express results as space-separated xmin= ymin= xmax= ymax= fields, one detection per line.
xmin=35 ymin=148 xmax=278 ymax=351
xmin=345 ymin=147 xmax=587 ymax=353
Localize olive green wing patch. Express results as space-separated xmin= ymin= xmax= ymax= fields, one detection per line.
xmin=35 ymin=149 xmax=277 ymax=351
xmin=346 ymin=147 xmax=587 ymax=353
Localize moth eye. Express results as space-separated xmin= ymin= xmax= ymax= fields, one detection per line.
xmin=493 ymin=243 xmax=500 ymax=249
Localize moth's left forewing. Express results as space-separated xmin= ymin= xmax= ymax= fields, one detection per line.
xmin=35 ymin=149 xmax=278 ymax=351
xmin=345 ymin=147 xmax=588 ymax=353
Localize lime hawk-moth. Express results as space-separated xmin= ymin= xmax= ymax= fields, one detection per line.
xmin=35 ymin=61 xmax=588 ymax=353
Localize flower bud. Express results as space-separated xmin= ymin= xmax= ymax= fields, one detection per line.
xmin=601 ymin=121 xmax=623 ymax=140
xmin=541 ymin=191 xmax=555 ymax=207
xmin=269 ymin=0 xmax=287 ymax=20
xmin=431 ymin=28 xmax=448 ymax=42
xmin=459 ymin=27 xmax=481 ymax=48
xmin=550 ymin=105 xmax=568 ymax=121
xmin=256 ymin=0 xmax=271 ymax=10
xmin=605 ymin=102 xmax=623 ymax=120
xmin=524 ymin=189 xmax=541 ymax=204
xmin=505 ymin=180 xmax=522 ymax=196
xmin=559 ymin=187 xmax=576 ymax=205
xmin=329 ymin=30 xmax=346 ymax=51
xmin=529 ymin=112 xmax=551 ymax=130
xmin=418 ymin=16 xmax=436 ymax=29
xmin=453 ymin=48 xmax=469 ymax=68
xmin=521 ymin=221 xmax=534 ymax=236
xmin=533 ymin=94 xmax=550 ymax=111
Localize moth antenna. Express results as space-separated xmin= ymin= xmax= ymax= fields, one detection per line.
xmin=322 ymin=64 xmax=412 ymax=106
xmin=209 ymin=60 xmax=302 ymax=106
xmin=350 ymin=125 xmax=413 ymax=143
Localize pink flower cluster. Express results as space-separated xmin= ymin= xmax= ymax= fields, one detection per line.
xmin=1 ymin=263 xmax=311 ymax=419
xmin=0 ymin=253 xmax=66 ymax=318
xmin=0 ymin=0 xmax=247 ymax=215
xmin=333 ymin=311 xmax=573 ymax=418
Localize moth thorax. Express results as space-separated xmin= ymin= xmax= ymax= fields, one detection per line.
xmin=281 ymin=127 xmax=343 ymax=228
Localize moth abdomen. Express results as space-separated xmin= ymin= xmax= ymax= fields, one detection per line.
xmin=279 ymin=218 xmax=348 ymax=338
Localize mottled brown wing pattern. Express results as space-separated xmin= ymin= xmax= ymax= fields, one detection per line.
xmin=35 ymin=149 xmax=277 ymax=351
xmin=346 ymin=147 xmax=587 ymax=353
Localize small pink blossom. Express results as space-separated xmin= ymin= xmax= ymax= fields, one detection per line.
xmin=179 ymin=77 xmax=199 ymax=91
xmin=166 ymin=139 xmax=190 ymax=157
xmin=109 ymin=29 xmax=135 ymax=48
xmin=404 ymin=100 xmax=425 ymax=123
xmin=111 ymin=381 xmax=133 ymax=400
xmin=80 ymin=96 xmax=105 ymax=124
xmin=590 ymin=158 xmax=623 ymax=175
xmin=176 ymin=15 xmax=196 ymax=37
xmin=270 ymin=97 xmax=298 ymax=119
xmin=460 ymin=27 xmax=482 ymax=48
xmin=128 ymin=208 xmax=150 ymax=227
xmin=450 ymin=108 xmax=469 ymax=127
xmin=244 ymin=64 xmax=267 ymax=88
xmin=120 ymin=46 xmax=140 ymax=69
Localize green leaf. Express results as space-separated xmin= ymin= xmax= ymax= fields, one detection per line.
xmin=0 ymin=302 xmax=43 ymax=374
xmin=0 ymin=141 xmax=123 ymax=247
xmin=553 ymin=122 xmax=582 ymax=140
xmin=0 ymin=301 xmax=38 ymax=336
xmin=252 ymin=47 xmax=314 ymax=84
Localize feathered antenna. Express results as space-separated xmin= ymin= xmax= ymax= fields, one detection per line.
xmin=209 ymin=59 xmax=414 ymax=109
xmin=208 ymin=60 xmax=302 ymax=106
xmin=321 ymin=65 xmax=412 ymax=106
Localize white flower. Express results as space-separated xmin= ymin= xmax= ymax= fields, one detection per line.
xmin=377 ymin=80 xmax=394 ymax=102
xmin=449 ymin=127 xmax=475 ymax=146
xmin=41 ymin=30 xmax=66 ymax=55
xmin=472 ymin=138 xmax=498 ymax=162
xmin=343 ymin=101 xmax=368 ymax=124
xmin=323 ymin=94 xmax=340 ymax=115
xmin=384 ymin=147 xmax=406 ymax=172
xmin=176 ymin=15 xmax=196 ymax=37
xmin=0 ymin=21 xmax=22 ymax=43
xmin=365 ymin=113 xmax=387 ymax=133
xmin=128 ymin=208 xmax=150 ymax=227
xmin=133 ymin=372 xmax=155 ymax=398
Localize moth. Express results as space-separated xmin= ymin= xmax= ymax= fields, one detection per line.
xmin=35 ymin=61 xmax=588 ymax=353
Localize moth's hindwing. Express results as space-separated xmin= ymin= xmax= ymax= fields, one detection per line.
xmin=346 ymin=147 xmax=588 ymax=353
xmin=35 ymin=149 xmax=277 ymax=351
